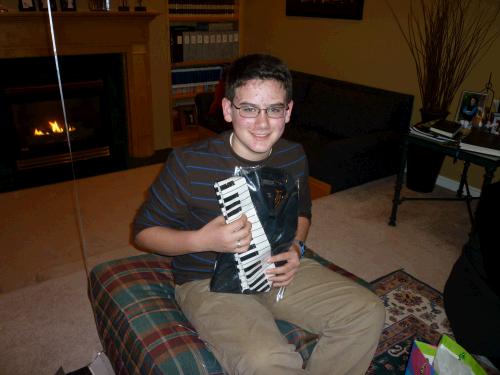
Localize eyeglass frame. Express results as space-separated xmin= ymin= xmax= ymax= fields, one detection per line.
xmin=231 ymin=102 xmax=290 ymax=119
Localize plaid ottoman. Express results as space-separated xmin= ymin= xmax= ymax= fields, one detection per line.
xmin=89 ymin=249 xmax=369 ymax=374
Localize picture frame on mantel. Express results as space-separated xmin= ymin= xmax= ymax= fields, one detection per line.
xmin=38 ymin=0 xmax=57 ymax=11
xmin=19 ymin=0 xmax=36 ymax=11
xmin=60 ymin=0 xmax=76 ymax=11
xmin=286 ymin=0 xmax=365 ymax=20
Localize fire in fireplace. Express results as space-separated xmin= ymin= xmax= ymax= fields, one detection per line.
xmin=0 ymin=54 xmax=128 ymax=192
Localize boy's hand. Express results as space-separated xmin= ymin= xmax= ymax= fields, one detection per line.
xmin=199 ymin=214 xmax=252 ymax=253
xmin=265 ymin=246 xmax=301 ymax=287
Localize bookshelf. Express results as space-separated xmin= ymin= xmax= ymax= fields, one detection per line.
xmin=167 ymin=0 xmax=240 ymax=139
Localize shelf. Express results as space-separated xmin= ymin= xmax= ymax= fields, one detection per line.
xmin=172 ymin=125 xmax=216 ymax=148
xmin=167 ymin=1 xmax=239 ymax=147
xmin=172 ymin=59 xmax=232 ymax=69
xmin=172 ymin=92 xmax=199 ymax=100
xmin=169 ymin=15 xmax=238 ymax=22
xmin=0 ymin=11 xmax=160 ymax=20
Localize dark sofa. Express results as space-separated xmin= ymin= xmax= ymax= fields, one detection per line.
xmin=196 ymin=70 xmax=414 ymax=192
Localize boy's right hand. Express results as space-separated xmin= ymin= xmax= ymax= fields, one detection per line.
xmin=198 ymin=214 xmax=252 ymax=253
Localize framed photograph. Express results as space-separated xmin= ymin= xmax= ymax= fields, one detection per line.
xmin=38 ymin=0 xmax=57 ymax=10
xmin=492 ymin=113 xmax=500 ymax=131
xmin=60 ymin=0 xmax=76 ymax=11
xmin=455 ymin=90 xmax=488 ymax=125
xmin=173 ymin=104 xmax=197 ymax=130
xmin=286 ymin=0 xmax=365 ymax=20
xmin=19 ymin=0 xmax=37 ymax=11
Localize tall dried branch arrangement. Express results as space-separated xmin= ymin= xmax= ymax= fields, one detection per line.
xmin=386 ymin=0 xmax=500 ymax=113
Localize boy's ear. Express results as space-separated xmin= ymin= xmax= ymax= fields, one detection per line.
xmin=285 ymin=100 xmax=294 ymax=123
xmin=222 ymin=97 xmax=233 ymax=123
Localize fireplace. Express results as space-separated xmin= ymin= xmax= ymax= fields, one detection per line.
xmin=0 ymin=12 xmax=159 ymax=192
xmin=0 ymin=54 xmax=128 ymax=191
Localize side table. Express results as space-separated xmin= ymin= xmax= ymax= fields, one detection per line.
xmin=389 ymin=133 xmax=500 ymax=226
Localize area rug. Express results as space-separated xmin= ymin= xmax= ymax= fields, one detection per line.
xmin=366 ymin=269 xmax=453 ymax=374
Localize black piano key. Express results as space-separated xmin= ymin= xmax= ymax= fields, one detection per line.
xmin=250 ymin=274 xmax=268 ymax=290
xmin=243 ymin=261 xmax=259 ymax=273
xmin=223 ymin=193 xmax=238 ymax=203
xmin=240 ymin=250 xmax=258 ymax=262
xmin=226 ymin=200 xmax=240 ymax=211
xmin=226 ymin=206 xmax=242 ymax=218
xmin=219 ymin=180 xmax=236 ymax=190
xmin=246 ymin=265 xmax=260 ymax=279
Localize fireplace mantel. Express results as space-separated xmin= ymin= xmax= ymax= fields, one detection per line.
xmin=0 ymin=12 xmax=160 ymax=157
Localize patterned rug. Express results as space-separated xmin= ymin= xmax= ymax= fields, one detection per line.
xmin=366 ymin=269 xmax=453 ymax=374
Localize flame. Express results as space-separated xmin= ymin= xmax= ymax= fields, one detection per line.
xmin=49 ymin=120 xmax=64 ymax=133
xmin=33 ymin=120 xmax=76 ymax=136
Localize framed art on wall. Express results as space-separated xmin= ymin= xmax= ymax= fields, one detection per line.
xmin=60 ymin=0 xmax=76 ymax=11
xmin=286 ymin=0 xmax=365 ymax=20
xmin=38 ymin=0 xmax=57 ymax=11
xmin=19 ymin=0 xmax=36 ymax=11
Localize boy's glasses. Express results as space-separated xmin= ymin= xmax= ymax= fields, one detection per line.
xmin=232 ymin=102 xmax=288 ymax=119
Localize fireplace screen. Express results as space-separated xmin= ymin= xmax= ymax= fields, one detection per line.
xmin=0 ymin=53 xmax=127 ymax=192
xmin=8 ymin=80 xmax=110 ymax=170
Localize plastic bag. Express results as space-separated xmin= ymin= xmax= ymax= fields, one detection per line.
xmin=406 ymin=335 xmax=488 ymax=375
xmin=210 ymin=165 xmax=299 ymax=294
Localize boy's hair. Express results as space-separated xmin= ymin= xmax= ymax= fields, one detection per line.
xmin=224 ymin=54 xmax=293 ymax=103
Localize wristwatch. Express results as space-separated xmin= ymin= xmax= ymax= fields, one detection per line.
xmin=294 ymin=239 xmax=306 ymax=258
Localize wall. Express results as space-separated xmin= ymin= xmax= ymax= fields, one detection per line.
xmin=241 ymin=0 xmax=500 ymax=189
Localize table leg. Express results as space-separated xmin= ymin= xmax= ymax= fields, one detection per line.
xmin=389 ymin=138 xmax=408 ymax=226
xmin=457 ymin=161 xmax=470 ymax=198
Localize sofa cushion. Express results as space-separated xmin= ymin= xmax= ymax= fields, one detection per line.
xmin=297 ymin=81 xmax=394 ymax=138
xmin=290 ymin=71 xmax=413 ymax=138
xmin=89 ymin=250 xmax=369 ymax=374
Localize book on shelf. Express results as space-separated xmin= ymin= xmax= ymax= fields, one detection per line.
xmin=171 ymin=65 xmax=223 ymax=85
xmin=459 ymin=129 xmax=500 ymax=157
xmin=170 ymin=25 xmax=196 ymax=63
xmin=168 ymin=0 xmax=236 ymax=16
xmin=173 ymin=28 xmax=238 ymax=62
xmin=171 ymin=65 xmax=223 ymax=97
xmin=429 ymin=119 xmax=462 ymax=138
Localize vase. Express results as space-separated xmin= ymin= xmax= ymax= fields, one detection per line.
xmin=405 ymin=109 xmax=449 ymax=193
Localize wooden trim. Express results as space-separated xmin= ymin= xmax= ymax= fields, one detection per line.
xmin=169 ymin=15 xmax=238 ymax=22
xmin=309 ymin=177 xmax=332 ymax=200
xmin=0 ymin=11 xmax=159 ymax=158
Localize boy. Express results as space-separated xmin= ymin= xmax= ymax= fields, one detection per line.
xmin=133 ymin=54 xmax=384 ymax=374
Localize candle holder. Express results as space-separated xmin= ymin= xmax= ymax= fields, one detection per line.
xmin=88 ymin=0 xmax=109 ymax=11
xmin=118 ymin=0 xmax=128 ymax=11
xmin=134 ymin=0 xmax=145 ymax=11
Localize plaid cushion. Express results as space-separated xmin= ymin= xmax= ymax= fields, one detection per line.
xmin=89 ymin=249 xmax=368 ymax=375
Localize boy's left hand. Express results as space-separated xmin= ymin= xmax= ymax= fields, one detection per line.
xmin=265 ymin=247 xmax=300 ymax=287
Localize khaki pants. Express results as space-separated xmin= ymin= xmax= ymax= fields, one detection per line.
xmin=175 ymin=258 xmax=385 ymax=375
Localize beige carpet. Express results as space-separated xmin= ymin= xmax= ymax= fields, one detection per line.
xmin=0 ymin=165 xmax=473 ymax=374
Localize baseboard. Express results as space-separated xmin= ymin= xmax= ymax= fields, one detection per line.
xmin=436 ymin=175 xmax=481 ymax=198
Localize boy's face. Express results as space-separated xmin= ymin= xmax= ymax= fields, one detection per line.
xmin=222 ymin=79 xmax=293 ymax=161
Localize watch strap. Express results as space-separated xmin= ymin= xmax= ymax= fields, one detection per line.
xmin=294 ymin=239 xmax=306 ymax=258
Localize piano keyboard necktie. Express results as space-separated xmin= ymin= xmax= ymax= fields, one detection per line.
xmin=214 ymin=176 xmax=275 ymax=293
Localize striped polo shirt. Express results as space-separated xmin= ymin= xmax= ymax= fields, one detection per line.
xmin=133 ymin=130 xmax=312 ymax=285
